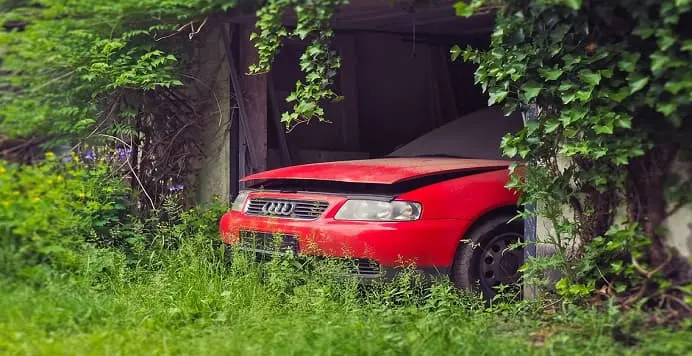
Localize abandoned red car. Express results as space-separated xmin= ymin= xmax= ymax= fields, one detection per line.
xmin=219 ymin=107 xmax=524 ymax=297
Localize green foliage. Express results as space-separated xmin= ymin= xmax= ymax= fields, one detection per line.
xmin=250 ymin=0 xmax=348 ymax=129
xmin=0 ymin=154 xmax=129 ymax=279
xmin=0 ymin=0 xmax=237 ymax=141
xmin=0 ymin=157 xmax=688 ymax=353
xmin=456 ymin=0 xmax=692 ymax=305
xmin=1 ymin=234 xmax=691 ymax=354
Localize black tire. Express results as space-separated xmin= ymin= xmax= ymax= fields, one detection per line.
xmin=451 ymin=215 xmax=524 ymax=299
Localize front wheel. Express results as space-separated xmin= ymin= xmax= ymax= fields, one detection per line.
xmin=451 ymin=216 xmax=524 ymax=300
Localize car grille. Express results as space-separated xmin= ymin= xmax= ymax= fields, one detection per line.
xmin=238 ymin=230 xmax=299 ymax=255
xmin=244 ymin=198 xmax=329 ymax=220
xmin=350 ymin=258 xmax=382 ymax=277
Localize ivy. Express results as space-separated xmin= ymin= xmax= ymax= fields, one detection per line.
xmin=458 ymin=0 xmax=692 ymax=311
xmin=250 ymin=0 xmax=348 ymax=129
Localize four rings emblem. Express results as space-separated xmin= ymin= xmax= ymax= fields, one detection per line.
xmin=261 ymin=201 xmax=296 ymax=216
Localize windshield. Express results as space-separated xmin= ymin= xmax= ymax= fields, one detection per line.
xmin=387 ymin=107 xmax=523 ymax=160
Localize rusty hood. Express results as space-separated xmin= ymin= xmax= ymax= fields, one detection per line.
xmin=240 ymin=158 xmax=512 ymax=185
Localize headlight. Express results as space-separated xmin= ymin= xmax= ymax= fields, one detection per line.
xmin=334 ymin=200 xmax=422 ymax=221
xmin=231 ymin=190 xmax=250 ymax=212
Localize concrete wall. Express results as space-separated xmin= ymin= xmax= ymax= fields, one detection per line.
xmin=665 ymin=159 xmax=692 ymax=258
xmin=189 ymin=20 xmax=232 ymax=204
xmin=535 ymin=158 xmax=692 ymax=259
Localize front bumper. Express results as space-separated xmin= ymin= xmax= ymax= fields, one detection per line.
xmin=219 ymin=207 xmax=468 ymax=277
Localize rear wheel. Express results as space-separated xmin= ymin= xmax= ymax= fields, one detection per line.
xmin=451 ymin=216 xmax=523 ymax=299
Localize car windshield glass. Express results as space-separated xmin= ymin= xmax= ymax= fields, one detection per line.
xmin=386 ymin=107 xmax=524 ymax=160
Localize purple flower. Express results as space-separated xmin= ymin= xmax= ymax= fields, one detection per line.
xmin=62 ymin=155 xmax=73 ymax=163
xmin=84 ymin=149 xmax=97 ymax=161
xmin=167 ymin=184 xmax=184 ymax=192
xmin=116 ymin=147 xmax=132 ymax=161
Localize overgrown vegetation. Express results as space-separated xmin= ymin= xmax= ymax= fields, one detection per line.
xmin=247 ymin=0 xmax=692 ymax=318
xmin=1 ymin=160 xmax=690 ymax=355
xmin=0 ymin=0 xmax=239 ymax=211
xmin=250 ymin=0 xmax=347 ymax=129
xmin=0 ymin=153 xmax=129 ymax=279
xmin=1 ymin=0 xmax=691 ymax=353
xmin=452 ymin=0 xmax=691 ymax=318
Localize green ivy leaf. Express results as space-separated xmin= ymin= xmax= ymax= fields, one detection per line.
xmin=450 ymin=45 xmax=462 ymax=61
xmin=664 ymin=80 xmax=689 ymax=95
xmin=617 ymin=53 xmax=640 ymax=73
xmin=545 ymin=120 xmax=561 ymax=133
xmin=522 ymin=82 xmax=543 ymax=102
xmin=538 ymin=66 xmax=563 ymax=81
xmin=504 ymin=145 xmax=518 ymax=158
xmin=454 ymin=1 xmax=481 ymax=17
xmin=560 ymin=0 xmax=583 ymax=10
xmin=656 ymin=102 xmax=677 ymax=116
xmin=650 ymin=52 xmax=670 ymax=74
xmin=628 ymin=74 xmax=649 ymax=94
xmin=575 ymin=88 xmax=593 ymax=102
xmin=616 ymin=116 xmax=632 ymax=129
xmin=525 ymin=120 xmax=539 ymax=134
xmin=593 ymin=122 xmax=614 ymax=135
xmin=488 ymin=90 xmax=509 ymax=105
xmin=578 ymin=70 xmax=602 ymax=86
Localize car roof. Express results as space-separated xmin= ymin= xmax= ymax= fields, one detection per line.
xmin=387 ymin=106 xmax=523 ymax=160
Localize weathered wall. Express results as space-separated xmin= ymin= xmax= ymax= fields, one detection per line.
xmin=189 ymin=20 xmax=232 ymax=204
xmin=534 ymin=157 xmax=692 ymax=258
xmin=664 ymin=160 xmax=692 ymax=258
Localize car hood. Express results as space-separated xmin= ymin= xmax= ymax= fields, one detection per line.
xmin=241 ymin=158 xmax=512 ymax=185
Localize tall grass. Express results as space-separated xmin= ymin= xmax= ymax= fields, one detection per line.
xmin=1 ymin=230 xmax=690 ymax=356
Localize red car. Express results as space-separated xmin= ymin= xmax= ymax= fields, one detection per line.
xmin=219 ymin=107 xmax=524 ymax=297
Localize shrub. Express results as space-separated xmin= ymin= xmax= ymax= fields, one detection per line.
xmin=0 ymin=153 xmax=129 ymax=279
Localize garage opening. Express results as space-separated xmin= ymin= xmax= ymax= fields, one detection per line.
xmin=220 ymin=0 xmax=524 ymax=200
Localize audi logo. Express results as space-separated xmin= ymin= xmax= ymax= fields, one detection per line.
xmin=261 ymin=201 xmax=296 ymax=216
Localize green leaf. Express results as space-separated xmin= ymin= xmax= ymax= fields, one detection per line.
xmin=617 ymin=53 xmax=640 ymax=73
xmin=488 ymin=90 xmax=509 ymax=105
xmin=593 ymin=123 xmax=614 ymax=135
xmin=450 ymin=45 xmax=462 ymax=61
xmin=294 ymin=28 xmax=310 ymax=40
xmin=545 ymin=120 xmax=561 ymax=133
xmin=522 ymin=82 xmax=543 ymax=102
xmin=616 ymin=116 xmax=632 ymax=129
xmin=628 ymin=74 xmax=649 ymax=94
xmin=664 ymin=80 xmax=689 ymax=95
xmin=454 ymin=1 xmax=481 ymax=17
xmin=578 ymin=70 xmax=601 ymax=86
xmin=525 ymin=120 xmax=539 ymax=134
xmin=558 ymin=82 xmax=575 ymax=92
xmin=601 ymin=87 xmax=631 ymax=103
xmin=504 ymin=145 xmax=518 ymax=158
xmin=682 ymin=40 xmax=692 ymax=52
xmin=560 ymin=0 xmax=583 ymax=10
xmin=656 ymin=29 xmax=675 ymax=51
xmin=650 ymin=52 xmax=670 ymax=74
xmin=562 ymin=92 xmax=577 ymax=104
xmin=538 ymin=66 xmax=563 ymax=81
xmin=656 ymin=102 xmax=677 ymax=116
xmin=575 ymin=88 xmax=593 ymax=102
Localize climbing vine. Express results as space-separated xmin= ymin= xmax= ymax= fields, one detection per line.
xmin=455 ymin=0 xmax=691 ymax=315
xmin=250 ymin=0 xmax=348 ymax=129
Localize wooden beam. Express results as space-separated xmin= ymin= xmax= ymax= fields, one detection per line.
xmin=268 ymin=74 xmax=294 ymax=166
xmin=238 ymin=24 xmax=268 ymax=173
xmin=336 ymin=34 xmax=360 ymax=151
xmin=221 ymin=24 xmax=261 ymax=174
